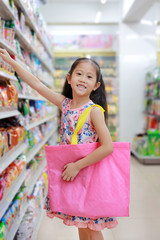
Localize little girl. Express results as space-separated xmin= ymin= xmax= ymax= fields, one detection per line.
xmin=0 ymin=48 xmax=118 ymax=240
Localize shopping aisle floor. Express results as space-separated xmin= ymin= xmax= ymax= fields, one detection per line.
xmin=37 ymin=156 xmax=160 ymax=240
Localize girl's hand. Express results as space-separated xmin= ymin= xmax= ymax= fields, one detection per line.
xmin=0 ymin=48 xmax=13 ymax=65
xmin=62 ymin=162 xmax=80 ymax=182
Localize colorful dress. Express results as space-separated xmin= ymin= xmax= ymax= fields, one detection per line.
xmin=45 ymin=98 xmax=118 ymax=231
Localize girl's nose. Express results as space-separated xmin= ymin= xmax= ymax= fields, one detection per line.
xmin=80 ymin=75 xmax=86 ymax=83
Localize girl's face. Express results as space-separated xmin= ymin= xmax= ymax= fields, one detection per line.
xmin=67 ymin=61 xmax=100 ymax=98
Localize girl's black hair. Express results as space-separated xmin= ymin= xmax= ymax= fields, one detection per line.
xmin=62 ymin=58 xmax=108 ymax=123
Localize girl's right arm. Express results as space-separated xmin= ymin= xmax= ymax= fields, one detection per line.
xmin=0 ymin=48 xmax=65 ymax=110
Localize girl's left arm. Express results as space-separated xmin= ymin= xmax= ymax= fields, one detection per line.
xmin=62 ymin=107 xmax=113 ymax=181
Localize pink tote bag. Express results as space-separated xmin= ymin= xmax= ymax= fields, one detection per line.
xmin=45 ymin=104 xmax=130 ymax=218
xmin=45 ymin=142 xmax=130 ymax=218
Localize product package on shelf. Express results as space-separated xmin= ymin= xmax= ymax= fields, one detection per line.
xmin=0 ymin=79 xmax=18 ymax=111
xmin=144 ymin=66 xmax=160 ymax=132
xmin=18 ymin=98 xmax=56 ymax=125
xmin=25 ymin=148 xmax=46 ymax=186
xmin=0 ymin=154 xmax=26 ymax=202
xmin=132 ymin=131 xmax=160 ymax=157
xmin=25 ymin=120 xmax=56 ymax=153
xmin=0 ymin=116 xmax=25 ymax=158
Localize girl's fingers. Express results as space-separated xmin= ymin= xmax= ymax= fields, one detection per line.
xmin=0 ymin=48 xmax=5 ymax=53
xmin=66 ymin=177 xmax=70 ymax=181
xmin=63 ymin=174 xmax=68 ymax=181
xmin=62 ymin=171 xmax=66 ymax=177
xmin=70 ymin=177 xmax=74 ymax=181
xmin=63 ymin=164 xmax=68 ymax=170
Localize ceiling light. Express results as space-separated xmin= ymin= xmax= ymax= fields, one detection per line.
xmin=140 ymin=19 xmax=153 ymax=26
xmin=101 ymin=0 xmax=107 ymax=4
xmin=95 ymin=11 xmax=101 ymax=23
xmin=126 ymin=35 xmax=139 ymax=40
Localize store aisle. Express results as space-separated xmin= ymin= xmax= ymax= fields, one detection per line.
xmin=37 ymin=156 xmax=160 ymax=240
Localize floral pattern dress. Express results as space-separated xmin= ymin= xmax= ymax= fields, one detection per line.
xmin=45 ymin=98 xmax=118 ymax=231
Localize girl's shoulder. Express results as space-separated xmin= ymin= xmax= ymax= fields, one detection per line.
xmin=62 ymin=97 xmax=71 ymax=109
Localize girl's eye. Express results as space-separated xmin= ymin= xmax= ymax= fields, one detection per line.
xmin=77 ymin=72 xmax=81 ymax=75
xmin=88 ymin=76 xmax=92 ymax=79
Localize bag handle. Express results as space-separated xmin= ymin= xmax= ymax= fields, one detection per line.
xmin=71 ymin=104 xmax=105 ymax=145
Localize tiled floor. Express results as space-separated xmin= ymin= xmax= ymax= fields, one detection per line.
xmin=37 ymin=156 xmax=160 ymax=240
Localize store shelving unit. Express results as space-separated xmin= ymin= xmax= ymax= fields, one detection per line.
xmin=0 ymin=142 xmax=27 ymax=173
xmin=0 ymin=38 xmax=17 ymax=55
xmin=0 ymin=1 xmax=57 ymax=239
xmin=18 ymin=93 xmax=47 ymax=101
xmin=26 ymin=113 xmax=57 ymax=130
xmin=132 ymin=149 xmax=160 ymax=164
xmin=0 ymin=0 xmax=15 ymax=20
xmin=0 ymin=70 xmax=17 ymax=81
xmin=0 ymin=0 xmax=54 ymax=85
xmin=31 ymin=210 xmax=44 ymax=240
xmin=6 ymin=159 xmax=48 ymax=239
xmin=0 ymin=110 xmax=20 ymax=119
xmin=6 ymin=200 xmax=28 ymax=240
xmin=131 ymin=70 xmax=160 ymax=164
xmin=14 ymin=0 xmax=53 ymax=60
xmin=27 ymin=160 xmax=46 ymax=195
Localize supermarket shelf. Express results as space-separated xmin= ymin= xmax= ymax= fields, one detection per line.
xmin=145 ymin=96 xmax=160 ymax=100
xmin=26 ymin=126 xmax=57 ymax=163
xmin=18 ymin=93 xmax=47 ymax=101
xmin=27 ymin=160 xmax=46 ymax=196
xmin=147 ymin=81 xmax=160 ymax=85
xmin=0 ymin=142 xmax=27 ymax=173
xmin=0 ymin=2 xmax=53 ymax=69
xmin=6 ymin=200 xmax=28 ymax=240
xmin=26 ymin=113 xmax=56 ymax=130
xmin=5 ymin=161 xmax=46 ymax=238
xmin=31 ymin=209 xmax=45 ymax=240
xmin=14 ymin=0 xmax=53 ymax=60
xmin=145 ymin=113 xmax=160 ymax=119
xmin=14 ymin=26 xmax=53 ymax=73
xmin=0 ymin=39 xmax=17 ymax=55
xmin=0 ymin=170 xmax=28 ymax=220
xmin=132 ymin=149 xmax=160 ymax=165
xmin=5 ymin=160 xmax=46 ymax=239
xmin=41 ymin=78 xmax=54 ymax=88
xmin=0 ymin=70 xmax=17 ymax=81
xmin=36 ymin=52 xmax=53 ymax=74
xmin=15 ymin=25 xmax=33 ymax=52
xmin=0 ymin=0 xmax=15 ymax=20
xmin=7 ymin=25 xmax=52 ymax=75
xmin=0 ymin=110 xmax=20 ymax=119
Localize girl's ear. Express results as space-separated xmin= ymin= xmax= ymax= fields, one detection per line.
xmin=67 ymin=73 xmax=71 ymax=84
xmin=93 ymin=82 xmax=100 ymax=91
